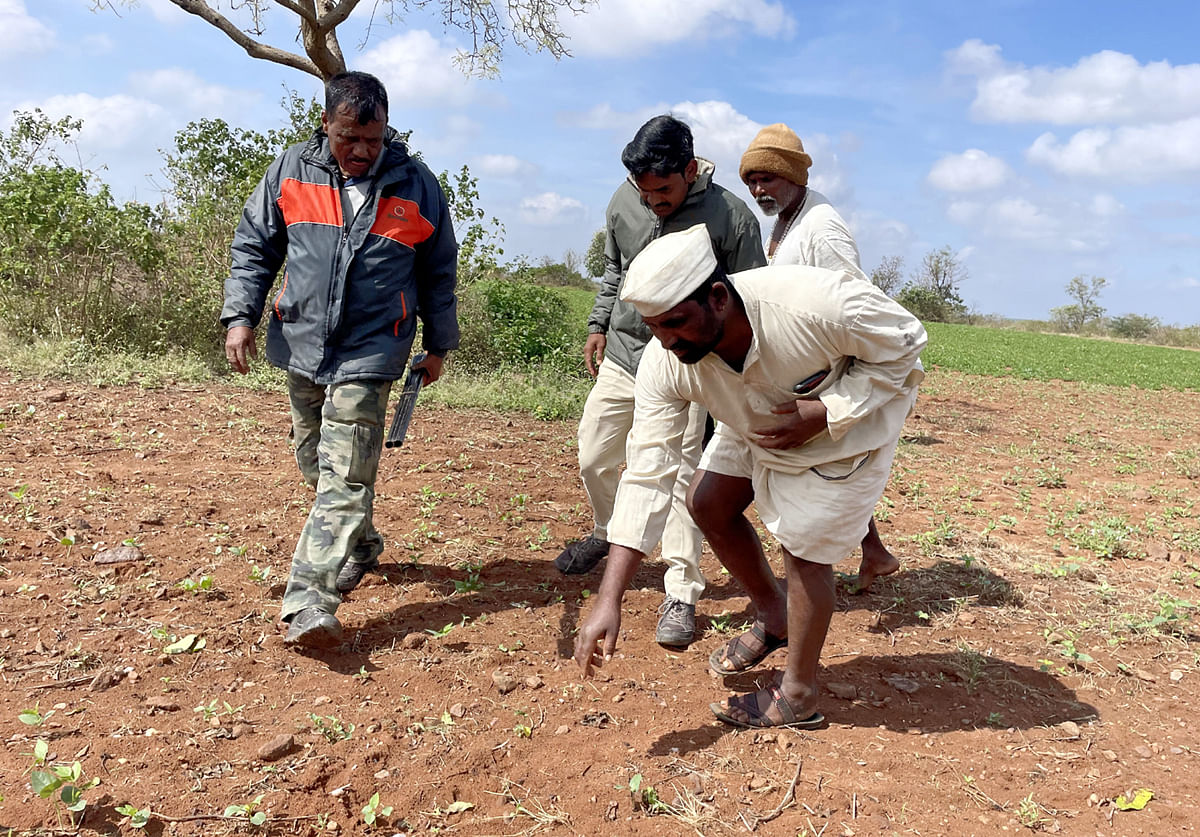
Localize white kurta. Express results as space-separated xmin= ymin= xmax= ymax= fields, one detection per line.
xmin=607 ymin=265 xmax=926 ymax=560
xmin=769 ymin=189 xmax=860 ymax=272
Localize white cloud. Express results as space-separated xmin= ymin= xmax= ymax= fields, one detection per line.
xmin=927 ymin=149 xmax=1012 ymax=192
xmin=0 ymin=0 xmax=53 ymax=56
xmin=946 ymin=200 xmax=981 ymax=225
xmin=948 ymin=39 xmax=1200 ymax=125
xmin=129 ymin=69 xmax=244 ymax=115
xmin=1089 ymin=193 xmax=1124 ymax=217
xmin=1171 ymin=277 xmax=1200 ymax=289
xmin=942 ymin=194 xmax=1114 ymax=254
xmin=441 ymin=114 xmax=482 ymax=142
xmin=560 ymin=0 xmax=794 ymax=58
xmin=945 ymin=39 xmax=1003 ymax=77
xmin=846 ymin=210 xmax=915 ymax=265
xmin=1027 ymin=118 xmax=1200 ymax=180
xmin=519 ymin=192 xmax=585 ymax=225
xmin=361 ymin=30 xmax=478 ymax=106
xmin=671 ymin=100 xmax=762 ymax=188
xmin=15 ymin=93 xmax=168 ymax=151
xmin=987 ymin=197 xmax=1053 ymax=238
xmin=473 ymin=154 xmax=537 ymax=180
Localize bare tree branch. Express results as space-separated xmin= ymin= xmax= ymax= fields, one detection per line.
xmin=97 ymin=0 xmax=590 ymax=82
xmin=169 ymin=0 xmax=326 ymax=78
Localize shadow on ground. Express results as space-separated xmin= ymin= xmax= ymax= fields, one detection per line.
xmin=651 ymin=650 xmax=1098 ymax=756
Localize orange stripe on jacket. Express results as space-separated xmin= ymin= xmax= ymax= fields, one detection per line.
xmin=394 ymin=293 xmax=408 ymax=336
xmin=370 ymin=197 xmax=435 ymax=248
xmin=278 ymin=178 xmax=342 ymax=227
xmin=273 ymin=271 xmax=290 ymax=320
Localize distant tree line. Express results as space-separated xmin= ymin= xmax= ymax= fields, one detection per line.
xmin=865 ymin=251 xmax=1196 ymax=348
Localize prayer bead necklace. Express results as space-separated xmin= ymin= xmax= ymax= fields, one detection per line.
xmin=767 ymin=189 xmax=808 ymax=264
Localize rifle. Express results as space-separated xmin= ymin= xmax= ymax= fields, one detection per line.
xmin=385 ymin=353 xmax=427 ymax=449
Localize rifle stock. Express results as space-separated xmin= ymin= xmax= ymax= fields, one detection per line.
xmin=385 ymin=354 xmax=427 ymax=449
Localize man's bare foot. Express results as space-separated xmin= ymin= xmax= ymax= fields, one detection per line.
xmin=853 ymin=518 xmax=900 ymax=593
xmin=853 ymin=548 xmax=900 ymax=593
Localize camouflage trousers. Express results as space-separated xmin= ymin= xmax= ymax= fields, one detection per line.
xmin=280 ymin=373 xmax=393 ymax=621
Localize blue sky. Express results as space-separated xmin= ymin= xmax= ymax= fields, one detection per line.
xmin=4 ymin=0 xmax=1199 ymax=323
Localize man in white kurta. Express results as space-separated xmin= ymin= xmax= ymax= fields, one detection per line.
xmin=574 ymin=224 xmax=926 ymax=730
xmin=738 ymin=122 xmax=900 ymax=592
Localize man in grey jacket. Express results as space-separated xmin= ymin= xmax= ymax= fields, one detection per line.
xmin=554 ymin=115 xmax=764 ymax=648
xmin=222 ymin=71 xmax=458 ymax=650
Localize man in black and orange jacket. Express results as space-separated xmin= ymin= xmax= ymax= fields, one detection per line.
xmin=221 ymin=71 xmax=458 ymax=650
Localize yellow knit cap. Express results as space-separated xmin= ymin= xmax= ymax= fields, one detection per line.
xmin=739 ymin=123 xmax=813 ymax=186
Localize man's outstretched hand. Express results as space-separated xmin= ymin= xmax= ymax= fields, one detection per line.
xmin=573 ymin=600 xmax=621 ymax=678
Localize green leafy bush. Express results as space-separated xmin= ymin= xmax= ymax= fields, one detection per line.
xmin=457 ymin=278 xmax=575 ymax=371
xmin=1108 ymin=313 xmax=1160 ymax=341
xmin=896 ymin=284 xmax=965 ymax=323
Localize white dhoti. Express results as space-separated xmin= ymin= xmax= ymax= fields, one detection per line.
xmin=698 ymin=420 xmax=898 ymax=565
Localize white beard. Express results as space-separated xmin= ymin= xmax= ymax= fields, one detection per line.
xmin=757 ymin=197 xmax=781 ymax=216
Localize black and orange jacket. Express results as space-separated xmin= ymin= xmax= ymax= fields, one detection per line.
xmin=221 ymin=127 xmax=459 ymax=384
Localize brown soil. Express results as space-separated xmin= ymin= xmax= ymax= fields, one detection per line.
xmin=1 ymin=370 xmax=1198 ymax=836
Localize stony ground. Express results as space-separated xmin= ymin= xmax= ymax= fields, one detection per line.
xmin=1 ymin=369 xmax=1198 ymax=836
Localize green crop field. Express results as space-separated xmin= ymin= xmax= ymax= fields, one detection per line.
xmin=923 ymin=322 xmax=1200 ymax=391
xmin=550 ymin=285 xmax=600 ymax=334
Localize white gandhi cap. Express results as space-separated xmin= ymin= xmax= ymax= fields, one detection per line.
xmin=620 ymin=223 xmax=718 ymax=317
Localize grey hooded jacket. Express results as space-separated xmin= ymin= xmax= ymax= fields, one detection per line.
xmin=587 ymin=159 xmax=766 ymax=375
xmin=221 ymin=128 xmax=458 ymax=385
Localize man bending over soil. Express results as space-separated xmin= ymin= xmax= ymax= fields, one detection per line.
xmin=572 ymin=224 xmax=925 ymax=728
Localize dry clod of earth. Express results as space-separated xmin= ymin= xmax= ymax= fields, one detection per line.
xmin=92 ymin=545 xmax=143 ymax=565
xmin=1 ymin=370 xmax=1199 ymax=834
xmin=257 ymin=733 xmax=297 ymax=762
xmin=827 ymin=681 xmax=858 ymax=700
xmin=492 ymin=670 xmax=519 ymax=694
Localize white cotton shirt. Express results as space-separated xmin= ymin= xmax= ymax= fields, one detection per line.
xmin=769 ymin=188 xmax=861 ymax=273
xmin=607 ymin=265 xmax=926 ymax=557
xmin=343 ymin=148 xmax=386 ymax=219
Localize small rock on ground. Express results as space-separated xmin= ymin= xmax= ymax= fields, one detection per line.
xmin=257 ymin=734 xmax=296 ymax=762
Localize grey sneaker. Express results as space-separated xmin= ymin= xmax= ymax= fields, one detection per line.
xmin=655 ymin=596 xmax=696 ymax=647
xmin=283 ymin=607 xmax=343 ymax=649
xmin=554 ymin=536 xmax=609 ymax=575
xmin=336 ymin=558 xmax=379 ymax=593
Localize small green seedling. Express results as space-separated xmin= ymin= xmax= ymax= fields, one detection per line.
xmin=194 ymin=700 xmax=243 ymax=722
xmin=625 ymin=773 xmax=671 ymax=815
xmin=224 ymin=793 xmax=267 ymax=826
xmin=453 ymin=561 xmax=484 ymax=594
xmin=361 ymin=791 xmax=394 ymax=825
xmin=309 ymin=713 xmax=354 ymax=743
xmin=19 ymin=703 xmax=53 ymax=727
xmin=116 ymin=803 xmax=152 ymax=828
xmin=29 ymin=740 xmax=100 ymax=828
xmin=177 ymin=575 xmax=214 ymax=593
